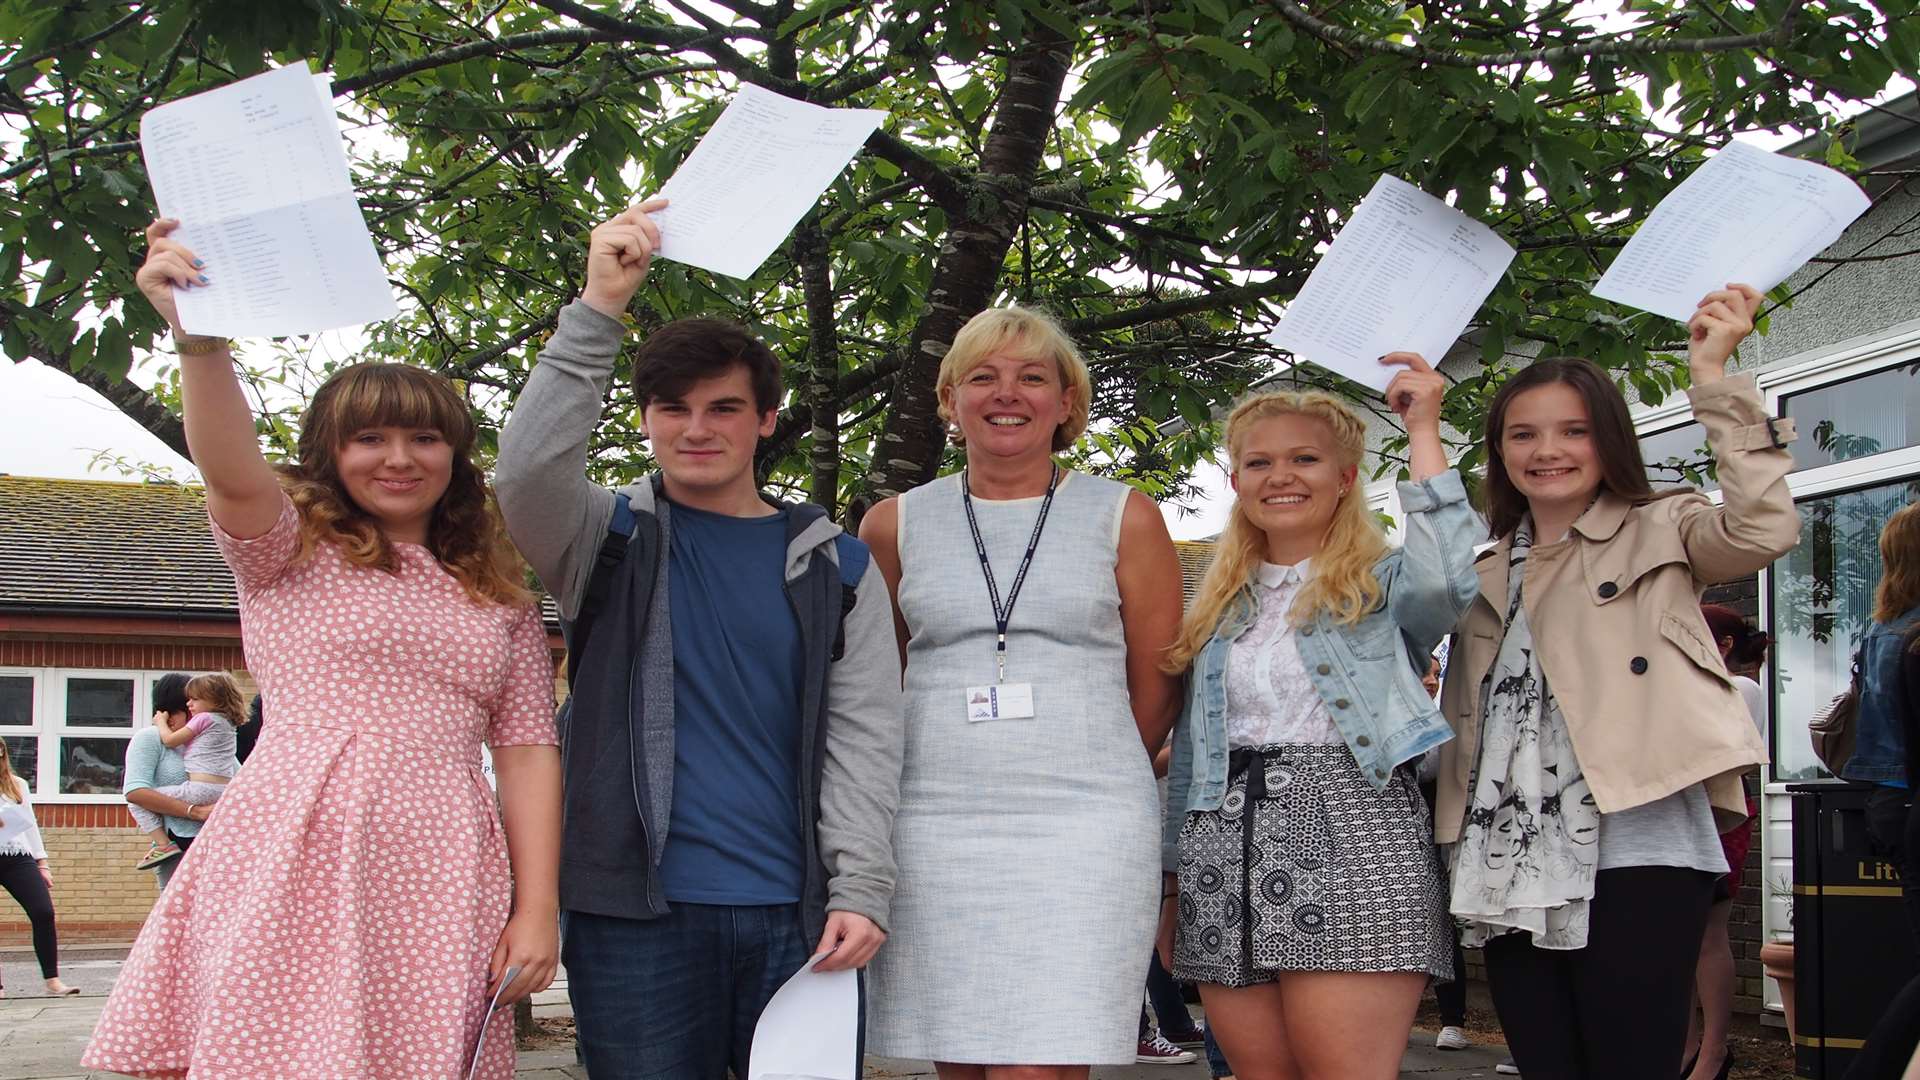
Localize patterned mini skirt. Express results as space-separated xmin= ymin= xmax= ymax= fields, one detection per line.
xmin=1172 ymin=743 xmax=1454 ymax=986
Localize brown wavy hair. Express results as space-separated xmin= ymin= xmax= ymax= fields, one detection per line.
xmin=282 ymin=363 xmax=530 ymax=607
xmin=184 ymin=673 xmax=248 ymax=726
xmin=1483 ymin=357 xmax=1658 ymax=540
xmin=1874 ymin=502 xmax=1920 ymax=623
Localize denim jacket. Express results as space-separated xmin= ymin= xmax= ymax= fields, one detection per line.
xmin=1842 ymin=603 xmax=1920 ymax=785
xmin=1161 ymin=469 xmax=1481 ymax=871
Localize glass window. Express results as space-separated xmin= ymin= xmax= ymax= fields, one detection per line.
xmin=59 ymin=737 xmax=128 ymax=794
xmin=3 ymin=736 xmax=36 ymax=791
xmin=0 ymin=676 xmax=30 ymax=725
xmin=65 ymin=677 xmax=134 ymax=728
xmin=1783 ymin=362 xmax=1920 ymax=470
xmin=1639 ymin=421 xmax=1718 ymax=492
xmin=1771 ymin=477 xmax=1920 ymax=780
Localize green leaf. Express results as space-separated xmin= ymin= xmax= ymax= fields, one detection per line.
xmin=1119 ymin=71 xmax=1175 ymax=145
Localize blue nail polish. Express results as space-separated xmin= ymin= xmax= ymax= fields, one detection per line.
xmin=192 ymin=259 xmax=205 ymax=268
xmin=198 ymin=274 xmax=209 ymax=284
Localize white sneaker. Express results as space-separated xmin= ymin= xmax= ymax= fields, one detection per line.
xmin=1136 ymin=1033 xmax=1199 ymax=1065
xmin=1495 ymin=1061 xmax=1521 ymax=1076
xmin=1434 ymin=1026 xmax=1473 ymax=1050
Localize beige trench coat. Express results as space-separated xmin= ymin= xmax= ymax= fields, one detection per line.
xmin=1434 ymin=375 xmax=1801 ymax=843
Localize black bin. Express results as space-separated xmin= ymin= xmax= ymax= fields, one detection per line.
xmin=1789 ymin=780 xmax=1917 ymax=1078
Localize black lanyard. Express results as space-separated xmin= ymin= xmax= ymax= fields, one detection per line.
xmin=961 ymin=465 xmax=1061 ymax=683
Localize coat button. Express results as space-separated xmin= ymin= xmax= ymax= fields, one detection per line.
xmin=1374 ymin=768 xmax=1388 ymax=779
xmin=1335 ymin=699 xmax=1351 ymax=709
xmin=1630 ymin=656 xmax=1648 ymax=674
xmin=1316 ymin=663 xmax=1331 ymax=676
xmin=1355 ymin=734 xmax=1370 ymax=746
xmin=1301 ymin=626 xmax=1315 ymax=637
xmin=1598 ymin=580 xmax=1618 ymax=599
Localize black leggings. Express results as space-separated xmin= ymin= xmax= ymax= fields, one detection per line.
xmin=0 ymin=853 xmax=58 ymax=982
xmin=1483 ymin=866 xmax=1717 ymax=1080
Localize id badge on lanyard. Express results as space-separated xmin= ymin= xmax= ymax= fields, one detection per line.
xmin=957 ymin=465 xmax=1059 ymax=723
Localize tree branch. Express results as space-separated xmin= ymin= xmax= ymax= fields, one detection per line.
xmin=0 ymin=4 xmax=152 ymax=80
xmin=1266 ymin=0 xmax=1803 ymax=68
xmin=1062 ymin=274 xmax=1306 ymax=335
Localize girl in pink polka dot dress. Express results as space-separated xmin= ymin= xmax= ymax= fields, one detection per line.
xmin=84 ymin=220 xmax=562 ymax=1079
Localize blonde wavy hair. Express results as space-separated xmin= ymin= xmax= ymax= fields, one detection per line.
xmin=282 ymin=363 xmax=531 ymax=607
xmin=1164 ymin=391 xmax=1388 ymax=673
xmin=1874 ymin=502 xmax=1920 ymax=623
xmin=936 ymin=305 xmax=1092 ymax=451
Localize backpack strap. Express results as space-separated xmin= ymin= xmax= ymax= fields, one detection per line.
xmin=565 ymin=492 xmax=638 ymax=686
xmin=830 ymin=534 xmax=869 ymax=663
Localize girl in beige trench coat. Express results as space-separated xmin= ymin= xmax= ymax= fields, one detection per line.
xmin=1434 ymin=283 xmax=1800 ymax=1080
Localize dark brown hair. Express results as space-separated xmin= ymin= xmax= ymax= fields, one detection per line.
xmin=1483 ymin=357 xmax=1656 ymax=539
xmin=1701 ymin=604 xmax=1772 ymax=669
xmin=632 ymin=318 xmax=782 ymax=414
xmin=283 ymin=363 xmax=530 ymax=607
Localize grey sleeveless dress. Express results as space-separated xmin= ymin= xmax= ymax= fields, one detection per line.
xmin=866 ymin=471 xmax=1160 ymax=1064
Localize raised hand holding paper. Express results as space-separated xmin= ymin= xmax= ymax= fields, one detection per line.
xmin=651 ymin=84 xmax=886 ymax=280
xmin=747 ymin=952 xmax=858 ymax=1080
xmin=139 ymin=62 xmax=398 ymax=337
xmin=1266 ymin=175 xmax=1515 ymax=393
xmin=1593 ymin=141 xmax=1870 ymax=322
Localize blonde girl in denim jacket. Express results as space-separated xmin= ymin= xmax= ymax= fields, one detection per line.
xmin=1158 ymin=354 xmax=1481 ymax=1080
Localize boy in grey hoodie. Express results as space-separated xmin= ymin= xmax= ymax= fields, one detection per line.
xmin=494 ymin=200 xmax=904 ymax=1080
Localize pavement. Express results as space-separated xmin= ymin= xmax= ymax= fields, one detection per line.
xmin=0 ymin=951 xmax=1514 ymax=1078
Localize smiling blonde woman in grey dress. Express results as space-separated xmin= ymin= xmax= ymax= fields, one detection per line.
xmin=859 ymin=306 xmax=1184 ymax=1077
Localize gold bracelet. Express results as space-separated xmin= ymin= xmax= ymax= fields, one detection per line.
xmin=173 ymin=334 xmax=230 ymax=355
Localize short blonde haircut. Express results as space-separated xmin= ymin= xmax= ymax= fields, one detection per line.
xmin=936 ymin=305 xmax=1092 ymax=452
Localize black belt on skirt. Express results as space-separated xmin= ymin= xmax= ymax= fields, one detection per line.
xmin=1228 ymin=746 xmax=1271 ymax=971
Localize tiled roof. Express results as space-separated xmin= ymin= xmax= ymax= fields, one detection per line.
xmin=0 ymin=476 xmax=235 ymax=618
xmin=1174 ymin=540 xmax=1216 ymax=607
xmin=0 ymin=475 xmax=559 ymax=628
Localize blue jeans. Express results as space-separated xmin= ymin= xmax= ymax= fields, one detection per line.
xmin=563 ymin=903 xmax=825 ymax=1080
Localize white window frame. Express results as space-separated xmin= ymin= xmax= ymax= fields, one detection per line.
xmin=2 ymin=668 xmax=190 ymax=804
xmin=0 ymin=668 xmax=45 ymax=796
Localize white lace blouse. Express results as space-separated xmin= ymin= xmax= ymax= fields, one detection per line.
xmin=1224 ymin=561 xmax=1343 ymax=749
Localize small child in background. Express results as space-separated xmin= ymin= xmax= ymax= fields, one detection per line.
xmin=132 ymin=673 xmax=247 ymax=870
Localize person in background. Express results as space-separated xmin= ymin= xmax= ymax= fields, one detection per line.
xmin=1843 ymin=588 xmax=1920 ymax=1080
xmin=1417 ymin=654 xmax=1475 ymax=1053
xmin=1847 ymin=502 xmax=1920 ymax=945
xmin=1434 ymin=284 xmax=1796 ymax=1078
xmin=122 ymin=673 xmax=204 ymax=890
xmin=1160 ymin=355 xmax=1478 ymax=1080
xmin=1682 ymin=605 xmax=1773 ymax=1080
xmin=130 ymin=672 xmax=247 ymax=870
xmin=235 ymin=693 xmax=264 ymax=765
xmin=0 ymin=738 xmax=77 ymax=997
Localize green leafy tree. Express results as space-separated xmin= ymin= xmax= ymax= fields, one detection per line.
xmin=3 ymin=0 xmax=1915 ymax=522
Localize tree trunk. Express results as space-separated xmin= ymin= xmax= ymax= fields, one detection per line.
xmin=793 ymin=224 xmax=842 ymax=517
xmin=862 ymin=32 xmax=1076 ymax=511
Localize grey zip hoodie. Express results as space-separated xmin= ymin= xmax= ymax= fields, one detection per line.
xmin=494 ymin=299 xmax=904 ymax=933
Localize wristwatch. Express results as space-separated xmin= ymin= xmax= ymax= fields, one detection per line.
xmin=173 ymin=334 xmax=230 ymax=355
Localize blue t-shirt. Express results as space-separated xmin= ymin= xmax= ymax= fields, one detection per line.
xmin=657 ymin=500 xmax=808 ymax=904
